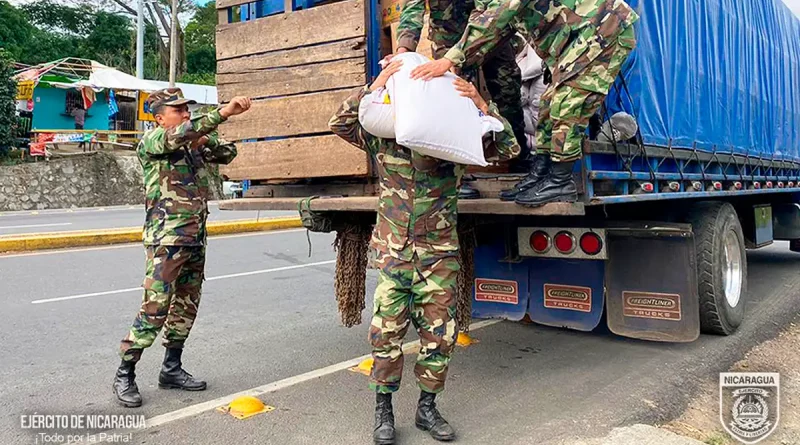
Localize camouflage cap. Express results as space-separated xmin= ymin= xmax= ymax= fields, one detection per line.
xmin=145 ymin=88 xmax=197 ymax=112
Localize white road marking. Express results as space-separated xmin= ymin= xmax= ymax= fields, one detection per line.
xmin=0 ymin=229 xmax=306 ymax=259
xmin=149 ymin=319 xmax=501 ymax=431
xmin=0 ymin=222 xmax=73 ymax=230
xmin=31 ymin=259 xmax=336 ymax=304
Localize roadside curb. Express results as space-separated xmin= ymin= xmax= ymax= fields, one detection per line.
xmin=0 ymin=217 xmax=302 ymax=253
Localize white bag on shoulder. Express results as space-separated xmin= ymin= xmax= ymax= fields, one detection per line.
xmin=386 ymin=53 xmax=491 ymax=166
xmin=358 ymin=87 xmax=396 ymax=139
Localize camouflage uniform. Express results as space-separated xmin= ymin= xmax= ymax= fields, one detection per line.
xmin=397 ymin=0 xmax=528 ymax=151
xmin=329 ymin=85 xmax=519 ymax=393
xmin=119 ymin=89 xmax=236 ymax=363
xmin=444 ymin=0 xmax=639 ymax=162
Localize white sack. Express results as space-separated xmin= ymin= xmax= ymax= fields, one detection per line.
xmin=387 ymin=52 xmax=490 ymax=166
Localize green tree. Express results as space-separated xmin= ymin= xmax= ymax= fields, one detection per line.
xmin=0 ymin=1 xmax=35 ymax=61
xmin=184 ymin=1 xmax=217 ymax=84
xmin=0 ymin=49 xmax=17 ymax=151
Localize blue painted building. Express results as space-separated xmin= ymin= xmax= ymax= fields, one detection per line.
xmin=31 ymin=85 xmax=110 ymax=131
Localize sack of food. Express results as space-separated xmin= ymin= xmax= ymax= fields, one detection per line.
xmin=386 ymin=52 xmax=492 ymax=166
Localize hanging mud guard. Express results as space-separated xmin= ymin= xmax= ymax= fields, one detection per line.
xmin=605 ymin=222 xmax=700 ymax=342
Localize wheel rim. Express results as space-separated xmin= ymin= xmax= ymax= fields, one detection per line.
xmin=723 ymin=228 xmax=743 ymax=308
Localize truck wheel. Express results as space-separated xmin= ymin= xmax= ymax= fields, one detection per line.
xmin=688 ymin=202 xmax=747 ymax=335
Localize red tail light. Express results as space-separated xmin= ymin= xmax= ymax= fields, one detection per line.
xmin=529 ymin=231 xmax=551 ymax=253
xmin=554 ymin=231 xmax=576 ymax=254
xmin=579 ymin=232 xmax=603 ymax=256
xmin=732 ymin=182 xmax=743 ymax=190
xmin=778 ymin=181 xmax=785 ymax=188
xmin=712 ymin=181 xmax=722 ymax=190
xmin=753 ymin=182 xmax=761 ymax=189
xmin=766 ymin=181 xmax=774 ymax=189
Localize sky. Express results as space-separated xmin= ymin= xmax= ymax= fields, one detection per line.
xmin=783 ymin=0 xmax=800 ymax=16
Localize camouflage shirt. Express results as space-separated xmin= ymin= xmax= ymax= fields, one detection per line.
xmin=137 ymin=110 xmax=227 ymax=246
xmin=329 ymin=85 xmax=519 ymax=265
xmin=444 ymin=0 xmax=639 ymax=86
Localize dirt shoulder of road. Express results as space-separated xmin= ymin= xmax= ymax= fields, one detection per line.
xmin=662 ymin=321 xmax=800 ymax=445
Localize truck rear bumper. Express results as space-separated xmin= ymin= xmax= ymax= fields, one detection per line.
xmin=218 ymin=197 xmax=586 ymax=216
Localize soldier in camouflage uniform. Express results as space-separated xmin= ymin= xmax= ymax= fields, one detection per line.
xmin=411 ymin=0 xmax=639 ymax=207
xmin=329 ymin=61 xmax=519 ymax=444
xmin=112 ymin=88 xmax=251 ymax=408
xmin=396 ymin=0 xmax=529 ymax=186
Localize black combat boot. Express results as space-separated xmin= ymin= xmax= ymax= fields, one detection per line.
xmin=113 ymin=360 xmax=142 ymax=408
xmin=500 ymin=154 xmax=552 ymax=201
xmin=458 ymin=183 xmax=480 ymax=200
xmin=373 ymin=393 xmax=396 ymax=445
xmin=158 ymin=348 xmax=207 ymax=391
xmin=515 ymin=161 xmax=578 ymax=207
xmin=415 ymin=391 xmax=455 ymax=442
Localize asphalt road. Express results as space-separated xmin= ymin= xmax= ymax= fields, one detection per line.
xmin=0 ymin=204 xmax=296 ymax=235
xmin=1 ymin=232 xmax=799 ymax=445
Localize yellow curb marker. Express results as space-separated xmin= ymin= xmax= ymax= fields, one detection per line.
xmin=0 ymin=217 xmax=303 ymax=253
xmin=348 ymin=357 xmax=374 ymax=376
xmin=216 ymin=396 xmax=275 ymax=420
xmin=456 ymin=332 xmax=479 ymax=347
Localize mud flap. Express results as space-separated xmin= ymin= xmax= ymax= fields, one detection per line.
xmin=471 ymin=241 xmax=530 ymax=321
xmin=605 ymin=223 xmax=700 ymax=342
xmin=527 ymin=258 xmax=604 ymax=331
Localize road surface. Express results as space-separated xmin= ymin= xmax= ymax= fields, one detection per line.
xmin=1 ymin=229 xmax=799 ymax=444
xmin=0 ymin=204 xmax=296 ymax=235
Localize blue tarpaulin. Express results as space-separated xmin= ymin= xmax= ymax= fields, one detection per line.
xmin=607 ymin=0 xmax=800 ymax=161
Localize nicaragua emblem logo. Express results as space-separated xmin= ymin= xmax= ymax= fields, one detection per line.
xmin=720 ymin=372 xmax=780 ymax=444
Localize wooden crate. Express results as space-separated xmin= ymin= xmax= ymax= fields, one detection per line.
xmin=215 ymin=0 xmax=371 ymax=182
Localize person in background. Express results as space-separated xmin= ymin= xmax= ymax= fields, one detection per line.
xmin=329 ymin=60 xmax=520 ymax=445
xmin=411 ymin=0 xmax=639 ymax=207
xmin=112 ymin=88 xmax=251 ymax=408
xmin=70 ymin=104 xmax=86 ymax=151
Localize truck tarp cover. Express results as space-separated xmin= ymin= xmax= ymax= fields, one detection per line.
xmin=608 ymin=0 xmax=800 ymax=161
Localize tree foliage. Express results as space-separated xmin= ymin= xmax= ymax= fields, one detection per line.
xmin=0 ymin=0 xmax=217 ymax=83
xmin=0 ymin=49 xmax=17 ymax=151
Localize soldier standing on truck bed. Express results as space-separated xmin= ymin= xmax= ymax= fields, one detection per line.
xmin=112 ymin=88 xmax=251 ymax=408
xmin=410 ymin=0 xmax=639 ymax=207
xmin=329 ymin=61 xmax=519 ymax=444
xmin=395 ymin=0 xmax=528 ymax=199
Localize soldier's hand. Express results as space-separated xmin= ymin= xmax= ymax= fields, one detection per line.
xmin=410 ymin=58 xmax=453 ymax=80
xmin=220 ymin=96 xmax=252 ymax=119
xmin=190 ymin=136 xmax=209 ymax=150
xmin=369 ymin=59 xmax=403 ymax=91
xmin=453 ymin=77 xmax=489 ymax=114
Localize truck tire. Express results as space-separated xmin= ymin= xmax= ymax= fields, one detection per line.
xmin=687 ymin=202 xmax=747 ymax=335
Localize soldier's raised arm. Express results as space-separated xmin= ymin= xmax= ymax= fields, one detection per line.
xmin=396 ymin=0 xmax=426 ymax=53
xmin=444 ymin=0 xmax=524 ymax=71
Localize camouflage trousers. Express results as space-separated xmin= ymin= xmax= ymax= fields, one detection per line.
xmin=536 ymin=26 xmax=636 ymax=162
xmin=369 ymin=254 xmax=460 ymax=394
xmin=119 ymin=245 xmax=206 ymax=362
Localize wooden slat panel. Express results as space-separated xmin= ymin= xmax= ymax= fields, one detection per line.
xmin=216 ymin=0 xmax=364 ymax=60
xmin=220 ymin=135 xmax=369 ymax=180
xmin=218 ymin=58 xmax=366 ymax=102
xmin=219 ymin=89 xmax=354 ymax=141
xmin=217 ymin=38 xmax=365 ymax=74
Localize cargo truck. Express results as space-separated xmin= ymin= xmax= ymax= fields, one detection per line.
xmin=214 ymin=0 xmax=800 ymax=342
